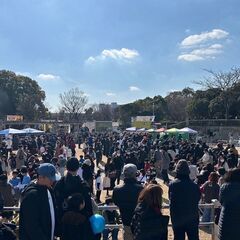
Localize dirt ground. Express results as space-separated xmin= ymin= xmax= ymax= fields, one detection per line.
xmin=75 ymin=146 xmax=215 ymax=240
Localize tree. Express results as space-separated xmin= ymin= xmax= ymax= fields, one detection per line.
xmin=195 ymin=68 xmax=240 ymax=119
xmin=165 ymin=88 xmax=194 ymax=121
xmin=59 ymin=88 xmax=88 ymax=121
xmin=0 ymin=70 xmax=47 ymax=120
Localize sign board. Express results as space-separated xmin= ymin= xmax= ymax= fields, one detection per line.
xmin=7 ymin=115 xmax=23 ymax=122
xmin=95 ymin=121 xmax=112 ymax=132
xmin=131 ymin=116 xmax=155 ymax=129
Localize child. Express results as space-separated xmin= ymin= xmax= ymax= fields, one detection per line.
xmin=9 ymin=170 xmax=21 ymax=188
xmin=102 ymin=173 xmax=111 ymax=197
xmin=102 ymin=198 xmax=120 ymax=240
xmin=62 ymin=193 xmax=94 ymax=240
xmin=95 ymin=170 xmax=103 ymax=203
xmin=18 ymin=166 xmax=31 ymax=191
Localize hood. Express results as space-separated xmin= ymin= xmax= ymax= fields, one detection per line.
xmin=62 ymin=211 xmax=86 ymax=225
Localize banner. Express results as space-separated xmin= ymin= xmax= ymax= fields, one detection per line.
xmin=7 ymin=115 xmax=23 ymax=122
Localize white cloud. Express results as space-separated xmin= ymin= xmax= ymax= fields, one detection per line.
xmin=181 ymin=29 xmax=229 ymax=47
xmin=129 ymin=86 xmax=141 ymax=91
xmin=106 ymin=92 xmax=116 ymax=97
xmin=37 ymin=73 xmax=60 ymax=81
xmin=178 ymin=44 xmax=223 ymax=62
xmin=83 ymin=93 xmax=90 ymax=97
xmin=86 ymin=48 xmax=139 ymax=64
xmin=178 ymin=54 xmax=204 ymax=62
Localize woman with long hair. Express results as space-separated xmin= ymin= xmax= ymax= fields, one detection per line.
xmin=131 ymin=184 xmax=169 ymax=240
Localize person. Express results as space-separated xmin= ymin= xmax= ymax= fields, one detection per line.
xmin=95 ymin=170 xmax=103 ymax=203
xmin=188 ymin=159 xmax=199 ymax=181
xmin=218 ymin=168 xmax=240 ymax=240
xmin=57 ymin=155 xmax=67 ymax=177
xmin=54 ymin=157 xmax=93 ymax=237
xmin=113 ymin=164 xmax=143 ymax=240
xmin=0 ymin=216 xmax=17 ymax=240
xmin=16 ymin=145 xmax=27 ymax=170
xmin=0 ymin=174 xmax=16 ymax=207
xmin=61 ymin=193 xmax=95 ymax=240
xmin=218 ymin=168 xmax=226 ymax=186
xmin=19 ymin=163 xmax=57 ymax=240
xmin=131 ymin=184 xmax=169 ymax=240
xmin=160 ymin=147 xmax=170 ymax=185
xmin=169 ymin=160 xmax=201 ymax=240
xmin=200 ymin=172 xmax=220 ymax=223
xmin=82 ymin=158 xmax=94 ymax=193
xmin=102 ymin=198 xmax=120 ymax=240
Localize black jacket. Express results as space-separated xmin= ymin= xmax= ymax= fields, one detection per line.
xmin=169 ymin=176 xmax=201 ymax=227
xmin=61 ymin=211 xmax=95 ymax=240
xmin=112 ymin=178 xmax=143 ymax=226
xmin=54 ymin=173 xmax=93 ymax=236
xmin=19 ymin=182 xmax=56 ymax=240
xmin=218 ymin=182 xmax=240 ymax=240
xmin=131 ymin=202 xmax=169 ymax=240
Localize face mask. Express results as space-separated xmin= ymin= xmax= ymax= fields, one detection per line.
xmin=220 ymin=159 xmax=225 ymax=163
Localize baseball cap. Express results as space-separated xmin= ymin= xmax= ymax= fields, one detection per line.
xmin=122 ymin=164 xmax=137 ymax=179
xmin=37 ymin=163 xmax=57 ymax=182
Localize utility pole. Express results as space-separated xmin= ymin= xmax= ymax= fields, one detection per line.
xmin=152 ymin=102 xmax=155 ymax=117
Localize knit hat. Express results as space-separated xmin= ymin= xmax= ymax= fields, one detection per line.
xmin=175 ymin=159 xmax=190 ymax=176
xmin=123 ymin=164 xmax=137 ymax=179
xmin=83 ymin=159 xmax=92 ymax=166
xmin=66 ymin=157 xmax=80 ymax=171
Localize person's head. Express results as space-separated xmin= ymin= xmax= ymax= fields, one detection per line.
xmin=12 ymin=170 xmax=18 ymax=178
xmin=138 ymin=184 xmax=163 ymax=210
xmin=37 ymin=163 xmax=57 ymax=188
xmin=0 ymin=174 xmax=7 ymax=184
xmin=225 ymin=168 xmax=240 ymax=183
xmin=105 ymin=197 xmax=114 ymax=205
xmin=208 ymin=172 xmax=219 ymax=183
xmin=67 ymin=193 xmax=85 ymax=211
xmin=66 ymin=157 xmax=80 ymax=174
xmin=218 ymin=167 xmax=226 ymax=177
xmin=175 ymin=159 xmax=190 ymax=178
xmin=20 ymin=166 xmax=28 ymax=175
xmin=123 ymin=164 xmax=137 ymax=180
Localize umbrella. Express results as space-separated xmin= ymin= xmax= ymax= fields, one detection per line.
xmin=179 ymin=127 xmax=198 ymax=134
xmin=147 ymin=129 xmax=155 ymax=132
xmin=22 ymin=128 xmax=44 ymax=134
xmin=155 ymin=128 xmax=165 ymax=133
xmin=137 ymin=128 xmax=146 ymax=132
xmin=126 ymin=127 xmax=137 ymax=132
xmin=165 ymin=128 xmax=180 ymax=133
xmin=0 ymin=128 xmax=25 ymax=135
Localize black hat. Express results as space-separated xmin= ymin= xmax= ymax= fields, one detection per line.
xmin=175 ymin=159 xmax=190 ymax=176
xmin=66 ymin=157 xmax=80 ymax=171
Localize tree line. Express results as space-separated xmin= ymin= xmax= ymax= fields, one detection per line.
xmin=0 ymin=68 xmax=240 ymax=123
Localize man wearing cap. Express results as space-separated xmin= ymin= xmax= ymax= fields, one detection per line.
xmin=112 ymin=164 xmax=143 ymax=240
xmin=19 ymin=163 xmax=57 ymax=240
xmin=169 ymin=160 xmax=201 ymax=240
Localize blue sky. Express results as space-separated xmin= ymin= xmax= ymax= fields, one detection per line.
xmin=0 ymin=0 xmax=240 ymax=111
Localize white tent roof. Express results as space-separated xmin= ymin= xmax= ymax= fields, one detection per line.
xmin=126 ymin=127 xmax=137 ymax=132
xmin=179 ymin=127 xmax=198 ymax=134
xmin=22 ymin=128 xmax=44 ymax=134
xmin=0 ymin=128 xmax=25 ymax=135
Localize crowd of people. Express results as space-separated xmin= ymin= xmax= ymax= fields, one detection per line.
xmin=0 ymin=129 xmax=240 ymax=240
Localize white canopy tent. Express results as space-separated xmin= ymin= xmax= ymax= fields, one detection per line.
xmin=179 ymin=127 xmax=198 ymax=134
